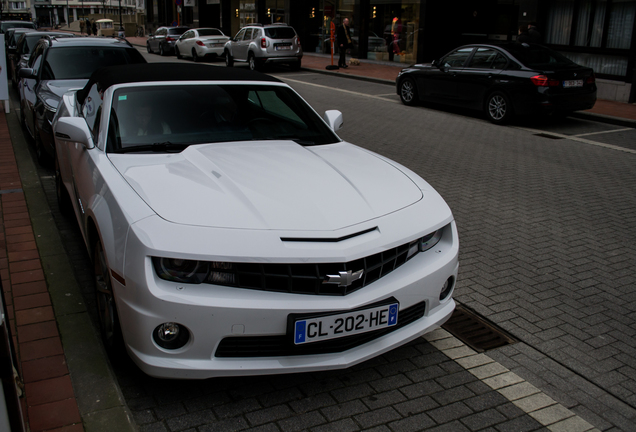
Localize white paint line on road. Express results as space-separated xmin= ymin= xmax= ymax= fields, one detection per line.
xmin=281 ymin=77 xmax=401 ymax=103
xmin=424 ymin=329 xmax=600 ymax=432
xmin=515 ymin=126 xmax=636 ymax=154
xmin=573 ymin=127 xmax=633 ymax=137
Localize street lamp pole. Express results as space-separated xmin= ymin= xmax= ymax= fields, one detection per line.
xmin=118 ymin=0 xmax=123 ymax=37
xmin=66 ymin=0 xmax=69 ymax=26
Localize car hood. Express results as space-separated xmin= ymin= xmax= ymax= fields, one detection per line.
xmin=110 ymin=141 xmax=423 ymax=231
xmin=42 ymin=79 xmax=89 ymax=99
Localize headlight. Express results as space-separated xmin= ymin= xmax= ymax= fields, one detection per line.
xmin=419 ymin=228 xmax=444 ymax=252
xmin=152 ymin=257 xmax=209 ymax=283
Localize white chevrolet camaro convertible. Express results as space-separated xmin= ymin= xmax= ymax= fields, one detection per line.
xmin=53 ymin=63 xmax=459 ymax=379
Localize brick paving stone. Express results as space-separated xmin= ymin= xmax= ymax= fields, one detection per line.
xmin=362 ymin=390 xmax=407 ymax=409
xmin=428 ymin=401 xmax=474 ymax=424
xmin=165 ymin=409 xmax=216 ymax=431
xmin=309 ymin=418 xmax=360 ymax=432
xmin=139 ymin=422 xmax=169 ymax=432
xmin=528 ymin=404 xmax=574 ymax=425
xmin=198 ymin=417 xmax=250 ymax=432
xmin=278 ymin=410 xmax=326 ymax=432
xmin=393 ymin=395 xmax=439 ymax=416
xmin=320 ymin=400 xmax=368 ymax=421
xmin=388 ymin=412 xmax=435 ymax=432
xmin=289 ymin=393 xmax=336 ymax=414
xmin=461 ymin=408 xmax=508 ymax=431
xmin=258 ymin=387 xmax=305 ymax=408
xmin=513 ymin=393 xmax=557 ymax=413
xmin=430 ymin=386 xmax=476 ymax=405
xmin=214 ymin=399 xmax=262 ymax=419
xmin=245 ymin=404 xmax=294 ymax=427
xmin=25 ymin=375 xmax=74 ymax=406
xmin=15 ymin=305 xmax=55 ymax=326
xmin=16 ymin=318 xmax=59 ymax=343
xmin=353 ymin=406 xmax=401 ymax=429
xmin=493 ymin=415 xmax=546 ymax=432
xmin=153 ymin=402 xmax=188 ymax=420
xmin=132 ymin=409 xmax=156 ymax=425
xmin=19 ymin=336 xmax=64 ymax=361
xmin=27 ymin=398 xmax=81 ymax=432
xmin=13 ymin=292 xmax=51 ymax=311
xmin=20 ymin=355 xmax=68 ymax=383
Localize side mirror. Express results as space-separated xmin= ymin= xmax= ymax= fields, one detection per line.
xmin=323 ymin=110 xmax=343 ymax=132
xmin=18 ymin=68 xmax=36 ymax=79
xmin=431 ymin=59 xmax=441 ymax=68
xmin=54 ymin=117 xmax=94 ymax=149
xmin=148 ymin=33 xmax=153 ymax=37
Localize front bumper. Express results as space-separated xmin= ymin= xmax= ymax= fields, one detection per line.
xmin=116 ymin=214 xmax=458 ymax=379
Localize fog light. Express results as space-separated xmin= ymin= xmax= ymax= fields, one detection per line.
xmin=153 ymin=322 xmax=190 ymax=350
xmin=439 ymin=276 xmax=454 ymax=301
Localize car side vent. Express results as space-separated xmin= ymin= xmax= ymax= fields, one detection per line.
xmin=281 ymin=227 xmax=377 ymax=243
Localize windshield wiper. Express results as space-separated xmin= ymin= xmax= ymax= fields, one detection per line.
xmin=115 ymin=142 xmax=190 ymax=154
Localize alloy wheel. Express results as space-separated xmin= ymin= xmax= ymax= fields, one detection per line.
xmin=488 ymin=95 xmax=507 ymax=121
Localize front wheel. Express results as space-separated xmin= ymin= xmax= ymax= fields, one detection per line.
xmin=192 ymin=48 xmax=200 ymax=62
xmin=248 ymin=53 xmax=259 ymax=71
xmin=225 ymin=50 xmax=233 ymax=67
xmin=146 ymin=43 xmax=152 ymax=53
xmin=159 ymin=44 xmax=166 ymax=56
xmin=94 ymin=239 xmax=125 ymax=356
xmin=399 ymin=78 xmax=418 ymax=106
xmin=485 ymin=91 xmax=513 ymax=124
xmin=175 ymin=46 xmax=182 ymax=59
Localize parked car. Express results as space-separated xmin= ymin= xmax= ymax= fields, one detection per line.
xmin=52 ymin=63 xmax=458 ymax=379
xmin=174 ymin=28 xmax=229 ymax=62
xmin=4 ymin=27 xmax=35 ymax=78
xmin=224 ymin=23 xmax=302 ymax=71
xmin=18 ymin=36 xmax=146 ymax=164
xmin=9 ymin=31 xmax=74 ymax=88
xmin=147 ymin=26 xmax=189 ymax=56
xmin=396 ymin=43 xmax=597 ymax=124
xmin=0 ymin=20 xmax=36 ymax=34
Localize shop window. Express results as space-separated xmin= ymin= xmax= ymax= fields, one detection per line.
xmin=545 ymin=0 xmax=574 ymax=45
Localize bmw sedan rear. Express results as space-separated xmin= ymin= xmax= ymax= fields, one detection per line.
xmin=397 ymin=43 xmax=596 ymax=124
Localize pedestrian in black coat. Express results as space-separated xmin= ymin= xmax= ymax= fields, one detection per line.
xmin=336 ymin=18 xmax=352 ymax=68
xmin=517 ymin=25 xmax=531 ymax=43
xmin=528 ymin=23 xmax=542 ymax=43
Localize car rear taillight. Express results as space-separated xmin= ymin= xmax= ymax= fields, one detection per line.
xmin=586 ymin=73 xmax=595 ymax=84
xmin=196 ymin=40 xmax=205 ymax=46
xmin=166 ymin=36 xmax=175 ymax=42
xmin=531 ymin=75 xmax=560 ymax=87
xmin=261 ymin=38 xmax=267 ymax=48
xmin=297 ymin=37 xmax=301 ymax=46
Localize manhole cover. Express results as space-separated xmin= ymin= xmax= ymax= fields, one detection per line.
xmin=442 ymin=306 xmax=517 ymax=352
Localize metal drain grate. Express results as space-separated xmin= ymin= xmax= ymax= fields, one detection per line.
xmin=534 ymin=133 xmax=564 ymax=140
xmin=442 ymin=306 xmax=517 ymax=352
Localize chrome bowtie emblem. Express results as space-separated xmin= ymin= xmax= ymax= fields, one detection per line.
xmin=323 ymin=270 xmax=364 ymax=287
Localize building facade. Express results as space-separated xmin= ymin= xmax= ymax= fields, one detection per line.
xmin=142 ymin=0 xmax=635 ymax=103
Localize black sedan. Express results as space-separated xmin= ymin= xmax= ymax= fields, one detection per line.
xmin=396 ymin=43 xmax=597 ymax=124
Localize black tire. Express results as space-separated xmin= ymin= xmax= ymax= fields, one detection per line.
xmin=159 ymin=43 xmax=166 ymax=56
xmin=146 ymin=42 xmax=152 ymax=53
xmin=399 ymin=78 xmax=418 ymax=106
xmin=34 ymin=131 xmax=50 ymax=167
xmin=225 ymin=50 xmax=233 ymax=67
xmin=55 ymin=156 xmax=72 ymax=217
xmin=485 ymin=91 xmax=513 ymax=124
xmin=175 ymin=46 xmax=182 ymax=59
xmin=93 ymin=239 xmax=125 ymax=356
xmin=248 ymin=53 xmax=259 ymax=71
xmin=192 ymin=48 xmax=200 ymax=62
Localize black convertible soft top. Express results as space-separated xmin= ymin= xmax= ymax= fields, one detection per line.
xmin=76 ymin=63 xmax=282 ymax=104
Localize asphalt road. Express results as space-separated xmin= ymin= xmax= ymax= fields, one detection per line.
xmin=10 ymin=49 xmax=636 ymax=431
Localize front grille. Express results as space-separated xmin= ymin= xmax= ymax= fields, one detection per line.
xmin=215 ymin=300 xmax=427 ymax=357
xmin=221 ymin=238 xmax=420 ymax=296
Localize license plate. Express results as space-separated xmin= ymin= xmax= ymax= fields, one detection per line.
xmin=210 ymin=43 xmax=224 ymax=47
xmin=293 ymin=302 xmax=399 ymax=345
xmin=563 ymin=79 xmax=583 ymax=88
xmin=276 ymin=45 xmax=291 ymax=50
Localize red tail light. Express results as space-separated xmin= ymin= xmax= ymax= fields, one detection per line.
xmin=586 ymin=73 xmax=595 ymax=84
xmin=261 ymin=38 xmax=267 ymax=48
xmin=166 ymin=36 xmax=175 ymax=42
xmin=196 ymin=40 xmax=205 ymax=46
xmin=531 ymin=75 xmax=560 ymax=87
xmin=297 ymin=37 xmax=301 ymax=47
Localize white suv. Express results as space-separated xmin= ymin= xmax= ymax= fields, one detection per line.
xmin=224 ymin=23 xmax=302 ymax=71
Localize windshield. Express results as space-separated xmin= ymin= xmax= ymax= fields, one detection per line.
xmin=106 ymin=84 xmax=340 ymax=153
xmin=2 ymin=22 xmax=35 ymax=32
xmin=264 ymin=27 xmax=296 ymax=39
xmin=168 ymin=27 xmax=189 ymax=35
xmin=42 ymin=47 xmax=145 ymax=80
xmin=506 ymin=44 xmax=577 ymax=69
xmin=198 ymin=29 xmax=223 ymax=36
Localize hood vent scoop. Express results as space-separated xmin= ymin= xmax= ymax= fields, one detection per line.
xmin=281 ymin=227 xmax=377 ymax=243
